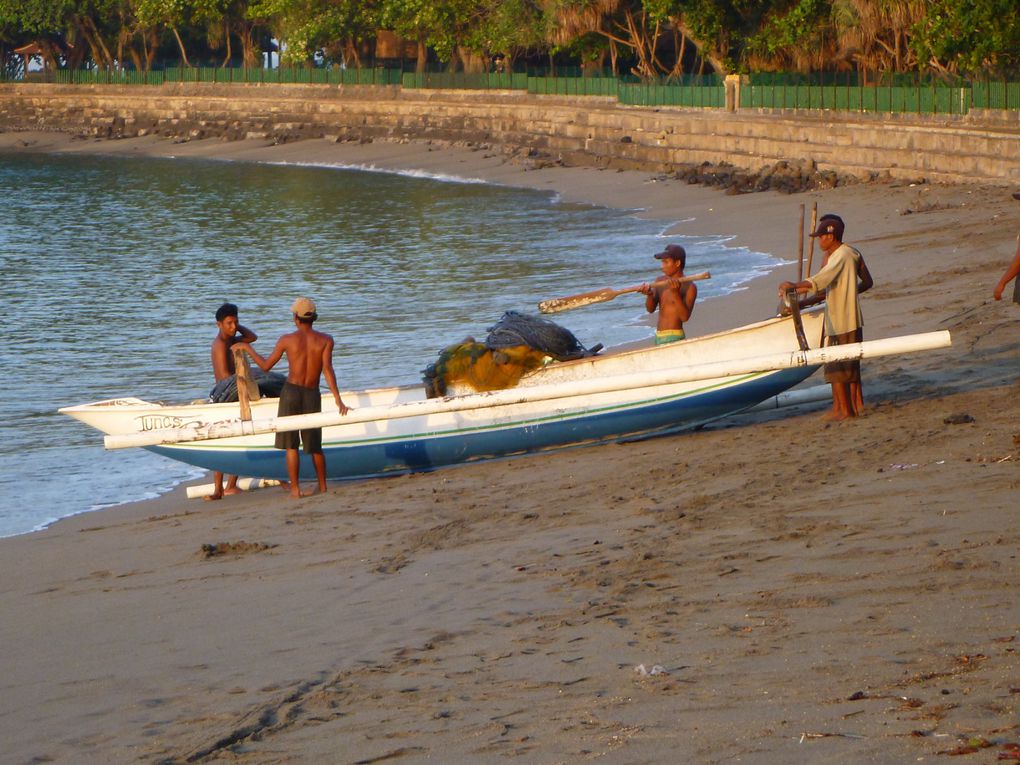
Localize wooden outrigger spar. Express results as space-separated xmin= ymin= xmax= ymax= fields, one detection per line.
xmin=105 ymin=330 xmax=950 ymax=450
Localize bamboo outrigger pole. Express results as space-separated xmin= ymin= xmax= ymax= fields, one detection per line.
xmin=105 ymin=330 xmax=952 ymax=451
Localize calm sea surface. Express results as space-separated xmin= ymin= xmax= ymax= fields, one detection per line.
xmin=0 ymin=151 xmax=784 ymax=537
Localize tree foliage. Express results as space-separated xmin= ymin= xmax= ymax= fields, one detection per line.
xmin=3 ymin=0 xmax=1019 ymax=79
xmin=910 ymin=0 xmax=1020 ymax=78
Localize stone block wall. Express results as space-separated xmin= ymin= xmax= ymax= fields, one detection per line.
xmin=1 ymin=82 xmax=1018 ymax=185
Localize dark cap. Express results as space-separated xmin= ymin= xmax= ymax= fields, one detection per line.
xmin=654 ymin=244 xmax=687 ymax=261
xmin=809 ymin=219 xmax=844 ymax=239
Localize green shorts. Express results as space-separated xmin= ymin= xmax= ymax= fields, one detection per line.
xmin=655 ymin=329 xmax=686 ymax=345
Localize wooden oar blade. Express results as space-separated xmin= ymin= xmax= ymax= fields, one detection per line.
xmin=539 ymin=288 xmax=620 ymax=314
xmin=538 ymin=271 xmax=710 ymax=315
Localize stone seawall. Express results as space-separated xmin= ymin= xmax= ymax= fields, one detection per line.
xmin=1 ymin=82 xmax=1018 ymax=185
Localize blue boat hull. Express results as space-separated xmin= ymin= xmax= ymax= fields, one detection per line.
xmin=149 ymin=366 xmax=817 ymax=481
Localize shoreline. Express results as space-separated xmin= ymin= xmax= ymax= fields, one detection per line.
xmin=2 ymin=131 xmax=1019 ymax=764
xmin=7 ymin=128 xmax=994 ymax=335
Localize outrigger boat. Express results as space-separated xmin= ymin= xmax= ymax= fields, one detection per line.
xmin=59 ymin=312 xmax=950 ymax=482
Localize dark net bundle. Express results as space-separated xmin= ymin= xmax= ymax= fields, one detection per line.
xmin=485 ymin=311 xmax=602 ymax=361
xmin=421 ymin=312 xmax=603 ymax=398
xmin=209 ymin=370 xmax=287 ymax=403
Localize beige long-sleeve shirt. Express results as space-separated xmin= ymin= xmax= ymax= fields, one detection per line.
xmin=808 ymin=243 xmax=862 ymax=336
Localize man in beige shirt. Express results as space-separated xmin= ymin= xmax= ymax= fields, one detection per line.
xmin=780 ymin=217 xmax=864 ymax=421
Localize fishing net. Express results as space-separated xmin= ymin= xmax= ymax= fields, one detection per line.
xmin=422 ymin=342 xmax=548 ymax=398
xmin=209 ymin=370 xmax=287 ymax=403
xmin=485 ymin=311 xmax=602 ymax=361
xmin=422 ymin=312 xmax=602 ymax=398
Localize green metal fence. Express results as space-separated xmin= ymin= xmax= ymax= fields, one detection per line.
xmin=401 ymin=72 xmax=528 ymax=90
xmin=748 ymin=72 xmax=970 ymax=87
xmin=53 ymin=68 xmax=165 ymax=85
xmin=619 ymin=82 xmax=725 ymax=108
xmin=526 ymin=76 xmax=619 ymax=97
xmin=742 ymin=83 xmax=972 ymax=114
xmin=973 ymin=81 xmax=1020 ymax=109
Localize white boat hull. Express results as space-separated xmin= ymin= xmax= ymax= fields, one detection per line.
xmin=61 ymin=314 xmax=826 ymax=481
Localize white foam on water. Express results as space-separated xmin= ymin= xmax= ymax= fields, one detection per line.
xmin=264 ymin=159 xmax=493 ymax=186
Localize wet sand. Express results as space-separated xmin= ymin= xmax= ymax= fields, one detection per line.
xmin=1 ymin=131 xmax=1018 ymax=764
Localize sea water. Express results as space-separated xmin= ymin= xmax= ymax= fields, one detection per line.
xmin=0 ymin=150 xmax=783 ymax=538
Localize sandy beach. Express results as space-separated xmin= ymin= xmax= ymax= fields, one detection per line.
xmin=1 ymin=131 xmax=1018 ymax=764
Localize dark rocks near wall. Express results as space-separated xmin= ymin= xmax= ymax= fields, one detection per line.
xmin=669 ymin=159 xmax=855 ymax=194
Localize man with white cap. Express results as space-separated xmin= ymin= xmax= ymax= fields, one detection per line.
xmin=992 ymin=192 xmax=1020 ymax=302
xmin=238 ymin=297 xmax=349 ymax=497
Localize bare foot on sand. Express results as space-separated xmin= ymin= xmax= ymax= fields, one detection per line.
xmin=821 ymin=410 xmax=853 ymax=422
xmin=223 ymin=487 xmax=242 ymax=496
xmin=202 ymin=493 xmax=223 ymax=502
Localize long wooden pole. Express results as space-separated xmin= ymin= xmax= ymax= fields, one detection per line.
xmin=797 ymin=203 xmax=805 ymax=282
xmin=805 ymin=202 xmax=818 ymax=277
xmin=105 ymin=330 xmax=952 ymax=450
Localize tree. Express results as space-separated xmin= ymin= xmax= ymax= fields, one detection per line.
xmin=137 ymin=0 xmax=195 ymax=65
xmin=380 ymin=0 xmax=455 ymax=70
xmin=910 ymin=0 xmax=1020 ymax=78
xmin=744 ymin=0 xmax=831 ymax=72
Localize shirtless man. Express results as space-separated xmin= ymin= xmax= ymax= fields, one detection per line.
xmin=208 ymin=302 xmax=258 ymax=500
xmin=237 ymin=297 xmax=348 ymax=498
xmin=992 ymin=192 xmax=1020 ymax=301
xmin=639 ymin=244 xmax=698 ymax=344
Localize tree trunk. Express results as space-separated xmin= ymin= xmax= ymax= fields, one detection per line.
xmin=416 ymin=36 xmax=427 ymax=74
xmin=459 ymin=46 xmax=486 ymax=73
xmin=171 ymin=25 xmax=191 ymax=67
xmin=125 ymin=31 xmax=143 ymax=72
xmin=79 ymin=17 xmax=114 ymax=68
xmin=344 ymin=38 xmax=361 ymax=68
xmin=622 ymin=9 xmax=655 ymax=78
xmin=241 ymin=25 xmax=259 ymax=68
xmin=671 ymin=18 xmax=729 ymax=75
xmin=446 ymin=47 xmax=461 ymax=72
xmin=146 ymin=30 xmax=158 ymax=70
xmin=668 ymin=27 xmax=687 ymax=79
xmin=222 ymin=20 xmax=232 ymax=67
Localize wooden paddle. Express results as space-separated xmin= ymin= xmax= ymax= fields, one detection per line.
xmin=538 ymin=271 xmax=711 ymax=314
xmin=232 ymin=346 xmax=260 ymax=421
